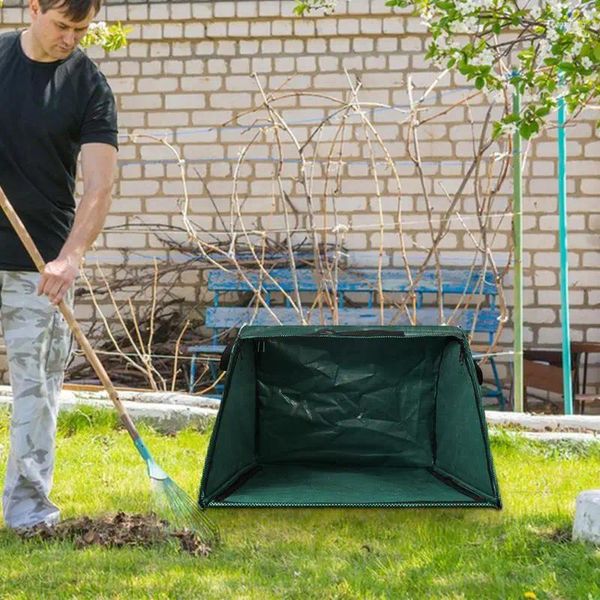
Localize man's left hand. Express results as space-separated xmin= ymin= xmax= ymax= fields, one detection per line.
xmin=37 ymin=254 xmax=80 ymax=305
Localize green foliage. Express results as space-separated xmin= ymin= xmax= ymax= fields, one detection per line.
xmin=80 ymin=21 xmax=131 ymax=52
xmin=57 ymin=406 xmax=120 ymax=437
xmin=296 ymin=0 xmax=600 ymax=139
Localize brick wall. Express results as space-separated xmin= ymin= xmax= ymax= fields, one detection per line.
xmin=0 ymin=1 xmax=598 ymax=392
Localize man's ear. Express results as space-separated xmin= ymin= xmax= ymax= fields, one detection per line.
xmin=29 ymin=0 xmax=41 ymax=18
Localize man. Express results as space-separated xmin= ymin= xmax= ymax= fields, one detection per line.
xmin=0 ymin=0 xmax=118 ymax=529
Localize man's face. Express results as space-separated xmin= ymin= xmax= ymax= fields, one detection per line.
xmin=29 ymin=0 xmax=96 ymax=60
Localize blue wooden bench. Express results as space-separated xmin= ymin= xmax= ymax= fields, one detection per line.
xmin=189 ymin=267 xmax=505 ymax=407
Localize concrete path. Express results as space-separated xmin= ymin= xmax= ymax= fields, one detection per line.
xmin=1 ymin=385 xmax=599 ymax=439
xmin=0 ymin=385 xmax=219 ymax=433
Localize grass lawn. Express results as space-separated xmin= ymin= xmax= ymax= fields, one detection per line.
xmin=0 ymin=407 xmax=598 ymax=600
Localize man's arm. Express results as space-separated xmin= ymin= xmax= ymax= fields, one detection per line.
xmin=37 ymin=142 xmax=117 ymax=305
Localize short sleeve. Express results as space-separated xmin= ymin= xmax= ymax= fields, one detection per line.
xmin=80 ymin=72 xmax=119 ymax=150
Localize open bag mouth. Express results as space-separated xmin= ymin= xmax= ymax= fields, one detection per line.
xmin=199 ymin=326 xmax=501 ymax=509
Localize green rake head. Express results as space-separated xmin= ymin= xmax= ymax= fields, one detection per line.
xmin=134 ymin=438 xmax=220 ymax=546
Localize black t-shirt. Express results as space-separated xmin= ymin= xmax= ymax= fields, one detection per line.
xmin=0 ymin=30 xmax=118 ymax=271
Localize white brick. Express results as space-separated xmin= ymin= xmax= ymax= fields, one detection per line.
xmin=192 ymin=3 xmax=213 ymax=19
xmin=284 ymin=40 xmax=304 ymax=54
xmin=383 ymin=18 xmax=405 ymax=34
xmin=217 ymin=40 xmax=237 ymax=56
xmin=271 ymin=20 xmax=293 ymax=36
xmin=181 ymin=77 xmax=221 ymax=92
xmin=338 ymin=18 xmax=360 ymax=35
xmin=524 ymin=233 xmax=556 ymax=249
xmin=237 ymin=1 xmax=258 ymax=18
xmin=361 ymin=18 xmax=383 ymax=34
xmin=582 ymin=252 xmax=600 ymax=268
xmin=209 ymin=93 xmax=252 ymax=109
xmin=240 ymin=40 xmax=260 ymax=55
xmin=172 ymin=43 xmax=193 ymax=57
xmin=165 ymin=95 xmax=205 ymax=110
xmin=529 ymin=178 xmax=575 ymax=195
xmin=163 ymin=60 xmax=185 ymax=75
xmin=120 ymin=61 xmax=140 ymax=76
xmin=250 ymin=21 xmax=272 ymax=37
xmin=127 ymin=5 xmax=149 ymax=20
xmin=110 ymin=78 xmax=135 ymax=94
xmin=148 ymin=4 xmax=169 ymax=20
xmin=581 ymin=177 xmax=599 ymax=196
xmin=118 ymin=113 xmax=145 ymax=128
xmin=164 ymin=24 xmax=183 ymax=39
xmin=294 ymin=20 xmax=316 ymax=36
xmin=297 ymin=56 xmax=317 ymax=72
xmin=121 ymin=94 xmax=162 ymax=110
xmin=137 ymin=78 xmax=179 ymax=93
xmin=307 ymin=39 xmax=328 ymax=53
xmin=567 ymin=161 xmax=598 ymax=176
xmin=120 ymin=181 xmax=159 ymax=196
xmin=191 ymin=110 xmax=233 ymax=126
xmin=170 ymin=4 xmax=192 ymax=19
xmin=259 ymin=40 xmax=281 ymax=56
xmin=1 ymin=7 xmax=24 ymax=23
xmin=353 ymin=38 xmax=374 ymax=53
xmin=142 ymin=24 xmax=162 ymax=40
xmin=225 ymin=75 xmax=258 ymax=91
xmin=252 ymin=57 xmax=272 ymax=72
xmin=258 ymin=1 xmax=281 ymax=17
xmin=206 ymin=22 xmax=227 ymax=37
xmin=229 ymin=58 xmax=250 ymax=74
xmin=318 ymin=56 xmax=340 ymax=71
xmin=142 ymin=61 xmax=162 ymax=76
xmin=377 ymin=38 xmax=398 ymax=52
xmin=228 ymin=21 xmax=249 ymax=37
xmin=111 ymin=198 xmax=142 ymax=213
xmin=208 ymin=59 xmax=228 ymax=74
xmin=584 ymin=141 xmax=600 ymax=157
xmin=537 ymin=290 xmax=584 ymax=305
xmin=214 ymin=2 xmax=235 ymax=18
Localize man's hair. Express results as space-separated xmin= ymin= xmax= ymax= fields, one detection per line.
xmin=38 ymin=0 xmax=102 ymax=22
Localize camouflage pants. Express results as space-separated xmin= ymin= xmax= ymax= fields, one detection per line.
xmin=0 ymin=271 xmax=73 ymax=529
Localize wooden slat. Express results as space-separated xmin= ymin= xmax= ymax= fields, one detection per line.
xmin=208 ymin=268 xmax=498 ymax=296
xmin=188 ymin=344 xmax=226 ymax=354
xmin=206 ymin=306 xmax=500 ymax=332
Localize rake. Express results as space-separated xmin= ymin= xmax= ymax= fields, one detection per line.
xmin=0 ymin=188 xmax=219 ymax=546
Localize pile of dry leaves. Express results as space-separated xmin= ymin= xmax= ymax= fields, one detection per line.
xmin=17 ymin=512 xmax=212 ymax=557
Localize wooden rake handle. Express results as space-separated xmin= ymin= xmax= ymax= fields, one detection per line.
xmin=0 ymin=187 xmax=141 ymax=441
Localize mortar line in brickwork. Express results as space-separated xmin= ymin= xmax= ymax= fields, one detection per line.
xmin=116 ymin=156 xmax=524 ymax=167
xmin=101 ymin=212 xmax=517 ymax=236
xmin=116 ymin=86 xmax=481 ymax=140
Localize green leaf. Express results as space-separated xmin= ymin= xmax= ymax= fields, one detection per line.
xmin=558 ymin=62 xmax=575 ymax=73
xmin=492 ymin=121 xmax=503 ymax=139
xmin=519 ymin=122 xmax=531 ymax=139
xmin=293 ymin=3 xmax=307 ymax=16
xmin=475 ymin=76 xmax=485 ymax=90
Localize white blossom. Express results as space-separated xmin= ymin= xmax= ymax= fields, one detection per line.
xmin=581 ymin=56 xmax=593 ymax=69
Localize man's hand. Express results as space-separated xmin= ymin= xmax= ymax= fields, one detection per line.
xmin=37 ymin=253 xmax=80 ymax=305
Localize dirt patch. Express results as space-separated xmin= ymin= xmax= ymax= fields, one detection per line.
xmin=16 ymin=512 xmax=212 ymax=557
xmin=534 ymin=525 xmax=573 ymax=544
